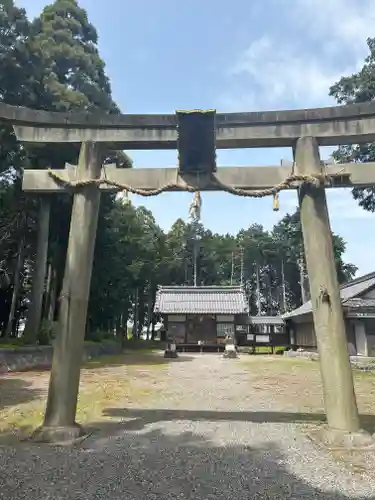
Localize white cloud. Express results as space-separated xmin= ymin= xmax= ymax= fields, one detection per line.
xmin=273 ymin=181 xmax=375 ymax=228
xmin=221 ymin=0 xmax=375 ymax=111
xmin=222 ymin=36 xmax=345 ymax=110
xmin=326 ymin=190 xmax=374 ymax=221
xmin=278 ymin=189 xmax=373 ymax=222
xmin=218 ymin=0 xmax=375 ymax=275
xmin=296 ymin=0 xmax=375 ymax=58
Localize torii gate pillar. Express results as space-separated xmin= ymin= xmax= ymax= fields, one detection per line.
xmin=294 ymin=137 xmax=364 ymax=438
xmin=31 ymin=142 xmax=102 ymax=443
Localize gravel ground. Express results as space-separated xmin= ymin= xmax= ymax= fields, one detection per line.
xmin=1 ymin=353 xmax=375 ymax=500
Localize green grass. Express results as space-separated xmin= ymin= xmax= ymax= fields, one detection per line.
xmin=82 ymin=351 xmax=167 ymax=369
xmin=0 ymin=338 xmax=121 ymax=349
xmin=0 ymin=338 xmax=28 ymax=348
xmin=124 ymin=339 xmax=162 ymax=351
xmin=239 ymin=345 xmax=286 ymax=354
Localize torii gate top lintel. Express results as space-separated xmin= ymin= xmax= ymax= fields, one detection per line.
xmin=2 ymin=102 xmax=375 ymax=196
xmin=2 ymin=101 xmax=375 ymax=149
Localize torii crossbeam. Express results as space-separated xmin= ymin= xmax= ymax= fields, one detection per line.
xmin=21 ymin=162 xmax=375 ymax=193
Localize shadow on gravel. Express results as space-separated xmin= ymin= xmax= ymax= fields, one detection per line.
xmin=0 ymin=428 xmax=372 ymax=499
xmin=0 ymin=377 xmax=44 ymax=411
xmin=102 ymin=408 xmax=375 ymax=434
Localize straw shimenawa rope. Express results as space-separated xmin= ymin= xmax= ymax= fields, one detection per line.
xmin=47 ymin=168 xmax=344 ymax=200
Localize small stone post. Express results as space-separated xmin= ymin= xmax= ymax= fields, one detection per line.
xmin=31 ymin=142 xmax=102 ymax=443
xmin=294 ymin=136 xmax=361 ymax=434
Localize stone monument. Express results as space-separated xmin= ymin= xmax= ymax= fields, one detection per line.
xmin=164 ymin=337 xmax=178 ymax=359
xmin=223 ymin=330 xmax=238 ymax=359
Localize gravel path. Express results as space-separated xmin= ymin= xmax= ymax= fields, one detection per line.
xmin=1 ymin=353 xmax=375 ymax=499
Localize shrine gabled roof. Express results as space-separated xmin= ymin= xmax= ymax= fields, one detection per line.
xmin=153 ymin=285 xmax=248 ymax=315
xmin=283 ymin=271 xmax=375 ymax=319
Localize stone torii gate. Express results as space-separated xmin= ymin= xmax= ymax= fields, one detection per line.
xmin=2 ymin=102 xmax=375 ymax=445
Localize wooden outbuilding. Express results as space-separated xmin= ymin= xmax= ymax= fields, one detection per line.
xmin=283 ymin=272 xmax=375 ymax=356
xmin=153 ymin=285 xmax=249 ymax=351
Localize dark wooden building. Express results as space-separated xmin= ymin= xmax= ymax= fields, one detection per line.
xmin=247 ymin=315 xmax=287 ymax=347
xmin=153 ymin=285 xmax=249 ymax=348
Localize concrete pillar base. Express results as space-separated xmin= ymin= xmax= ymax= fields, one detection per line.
xmin=223 ymin=350 xmax=238 ymax=359
xmin=28 ymin=423 xmax=87 ymax=445
xmin=164 ymin=350 xmax=178 ymax=359
xmin=309 ymin=427 xmax=374 ymax=451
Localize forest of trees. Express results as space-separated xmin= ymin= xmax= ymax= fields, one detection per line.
xmin=0 ymin=0 xmax=371 ymax=345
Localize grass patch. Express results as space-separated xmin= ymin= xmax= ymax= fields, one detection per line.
xmin=124 ymin=339 xmax=162 ymax=351
xmin=238 ymin=346 xmax=287 ymax=355
xmin=241 ymin=356 xmax=375 ymax=433
xmin=241 ymin=355 xmax=317 ymax=371
xmin=0 ymin=352 xmax=165 ymax=443
xmin=82 ymin=352 xmax=167 ymax=369
xmin=0 ymin=338 xmax=28 ymax=349
xmin=254 ymin=346 xmax=285 ymax=354
xmin=0 ymin=339 xmax=123 ymax=349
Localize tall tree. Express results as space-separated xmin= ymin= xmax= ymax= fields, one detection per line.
xmin=0 ymin=0 xmax=132 ymax=343
xmin=329 ymin=37 xmax=375 ymax=211
xmin=272 ymin=208 xmax=357 ymax=310
xmin=24 ymin=0 xmax=133 ymax=343
xmin=30 ymin=0 xmax=118 ymax=114
xmin=88 ymin=199 xmax=166 ymax=336
xmin=0 ymin=1 xmax=41 ymax=337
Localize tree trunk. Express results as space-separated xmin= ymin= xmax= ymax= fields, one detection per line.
xmin=5 ymin=236 xmax=25 ymax=338
xmin=151 ymin=319 xmax=156 ymax=341
xmin=132 ymin=287 xmax=139 ymax=339
xmin=48 ymin=266 xmax=57 ymax=322
xmin=281 ymin=259 xmax=287 ymax=312
xmin=45 ymin=263 xmax=53 ymax=315
xmin=138 ymin=289 xmax=146 ymax=338
xmin=122 ymin=299 xmax=130 ymax=343
xmin=23 ymin=197 xmax=51 ymax=344
xmin=115 ymin=316 xmax=121 ymax=336
xmin=298 ymin=249 xmax=311 ymax=304
xmin=146 ymin=287 xmax=154 ymax=340
xmin=255 ymin=262 xmax=261 ymax=315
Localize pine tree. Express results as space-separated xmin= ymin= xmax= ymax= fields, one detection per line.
xmin=29 ymin=0 xmax=118 ymax=113
xmin=22 ymin=0 xmax=130 ymax=342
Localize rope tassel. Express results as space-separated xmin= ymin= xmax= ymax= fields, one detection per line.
xmin=189 ymin=191 xmax=202 ymax=220
xmin=273 ymin=192 xmax=279 ymax=211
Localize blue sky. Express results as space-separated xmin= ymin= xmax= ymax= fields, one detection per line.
xmin=17 ymin=0 xmax=375 ymax=276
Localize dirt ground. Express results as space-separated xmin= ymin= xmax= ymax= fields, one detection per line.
xmin=0 ymin=353 xmax=375 ymax=498
xmin=0 ymin=353 xmax=374 ymax=443
xmin=240 ymin=356 xmax=375 ymax=431
xmin=0 ymin=352 xmax=167 ymax=443
xmin=240 ymin=356 xmax=375 ymax=475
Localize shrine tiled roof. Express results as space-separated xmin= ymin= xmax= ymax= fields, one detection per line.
xmin=343 ymin=297 xmax=375 ymax=308
xmin=283 ymin=271 xmax=375 ymax=319
xmin=154 ymin=285 xmax=248 ymax=315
